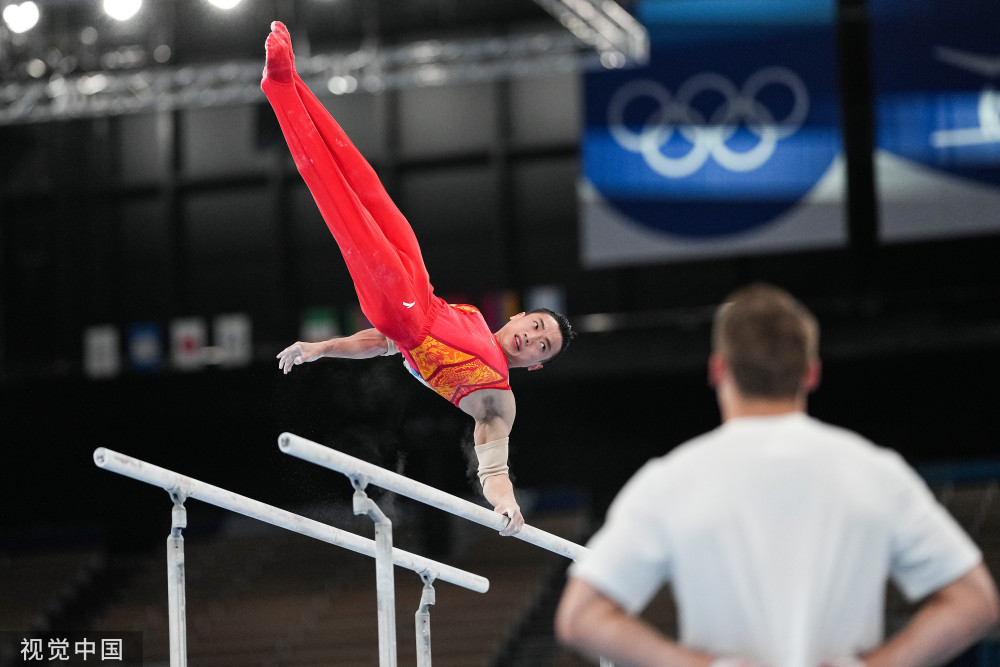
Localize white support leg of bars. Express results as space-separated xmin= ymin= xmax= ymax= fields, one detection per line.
xmin=167 ymin=495 xmax=187 ymax=667
xmin=352 ymin=479 xmax=398 ymax=667
xmin=415 ymin=573 xmax=436 ymax=667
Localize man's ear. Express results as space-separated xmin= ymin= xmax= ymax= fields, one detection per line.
xmin=527 ymin=363 xmax=543 ymax=372
xmin=509 ymin=311 xmax=526 ymax=321
xmin=708 ymin=352 xmax=726 ymax=388
xmin=803 ymin=360 xmax=822 ymax=393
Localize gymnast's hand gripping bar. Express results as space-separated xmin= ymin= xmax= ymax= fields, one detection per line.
xmin=278 ymin=432 xmax=590 ymax=561
xmin=93 ymin=447 xmax=489 ymax=593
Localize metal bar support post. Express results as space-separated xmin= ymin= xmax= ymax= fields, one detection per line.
xmin=352 ymin=476 xmax=397 ymax=667
xmin=415 ymin=572 xmax=436 ymax=667
xmin=166 ymin=492 xmax=188 ymax=667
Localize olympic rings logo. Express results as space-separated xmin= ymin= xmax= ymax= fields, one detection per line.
xmin=608 ymin=67 xmax=810 ymax=178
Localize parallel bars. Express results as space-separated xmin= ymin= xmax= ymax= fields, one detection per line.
xmin=278 ymin=432 xmax=590 ymax=562
xmin=93 ymin=447 xmax=488 ymax=667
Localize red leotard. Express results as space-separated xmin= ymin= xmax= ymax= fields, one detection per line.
xmin=261 ymin=25 xmax=510 ymax=406
xmin=400 ymin=304 xmax=511 ymax=405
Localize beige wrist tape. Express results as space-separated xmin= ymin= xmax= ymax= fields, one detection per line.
xmin=474 ymin=437 xmax=510 ymax=486
xmin=381 ymin=338 xmax=399 ymax=356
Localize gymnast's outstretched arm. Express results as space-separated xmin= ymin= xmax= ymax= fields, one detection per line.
xmin=276 ymin=328 xmax=395 ymax=374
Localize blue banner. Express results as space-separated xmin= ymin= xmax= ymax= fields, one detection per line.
xmin=127 ymin=322 xmax=163 ymax=374
xmin=872 ymin=0 xmax=1000 ymax=242
xmin=581 ymin=0 xmax=844 ymax=266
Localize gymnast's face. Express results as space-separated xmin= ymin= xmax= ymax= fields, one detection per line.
xmin=497 ymin=311 xmax=562 ymax=370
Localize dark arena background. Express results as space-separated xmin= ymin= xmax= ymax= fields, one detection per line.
xmin=2 ymin=0 xmax=999 ymax=665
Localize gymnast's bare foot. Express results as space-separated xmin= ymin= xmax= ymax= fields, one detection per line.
xmin=263 ymin=20 xmax=294 ymax=84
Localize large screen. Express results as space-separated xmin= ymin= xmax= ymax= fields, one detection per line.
xmin=872 ymin=0 xmax=1000 ymax=242
xmin=580 ymin=0 xmax=845 ymax=267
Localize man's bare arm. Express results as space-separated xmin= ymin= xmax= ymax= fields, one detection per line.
xmin=859 ymin=562 xmax=999 ymax=667
xmin=277 ymin=328 xmax=393 ymax=374
xmin=459 ymin=388 xmax=524 ymax=536
xmin=556 ymin=578 xmax=753 ymax=667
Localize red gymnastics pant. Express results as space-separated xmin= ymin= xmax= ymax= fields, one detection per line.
xmin=262 ymin=53 xmax=434 ymax=349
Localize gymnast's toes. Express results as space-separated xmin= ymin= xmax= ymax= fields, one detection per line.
xmin=264 ymin=31 xmax=294 ymax=83
xmin=271 ymin=20 xmax=291 ymax=42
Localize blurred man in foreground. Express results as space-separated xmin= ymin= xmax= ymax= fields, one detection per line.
xmin=557 ymin=283 xmax=998 ymax=667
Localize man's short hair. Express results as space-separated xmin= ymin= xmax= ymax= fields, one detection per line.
xmin=712 ymin=283 xmax=819 ymax=399
xmin=528 ymin=307 xmax=576 ymax=364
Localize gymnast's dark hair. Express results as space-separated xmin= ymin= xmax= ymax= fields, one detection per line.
xmin=527 ymin=307 xmax=576 ymax=364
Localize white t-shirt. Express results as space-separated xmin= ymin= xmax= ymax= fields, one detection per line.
xmin=569 ymin=413 xmax=981 ymax=667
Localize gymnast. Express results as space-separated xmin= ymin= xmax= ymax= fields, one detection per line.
xmin=261 ymin=21 xmax=575 ymax=536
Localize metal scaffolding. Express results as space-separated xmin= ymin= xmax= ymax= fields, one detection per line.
xmin=0 ymin=0 xmax=648 ymax=126
xmin=532 ymin=0 xmax=649 ymax=67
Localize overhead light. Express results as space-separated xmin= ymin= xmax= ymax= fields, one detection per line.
xmin=3 ymin=1 xmax=40 ymax=34
xmin=327 ymin=75 xmax=358 ymax=95
xmin=26 ymin=58 xmax=46 ymax=78
xmin=206 ymin=0 xmax=244 ymax=9
xmin=414 ymin=65 xmax=448 ymax=85
xmin=77 ymin=73 xmax=110 ymax=95
xmin=80 ymin=26 xmax=99 ymax=46
xmin=103 ymin=0 xmax=142 ymax=22
xmin=153 ymin=44 xmax=172 ymax=63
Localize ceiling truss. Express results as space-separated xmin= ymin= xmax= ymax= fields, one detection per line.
xmin=0 ymin=0 xmax=648 ymax=126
